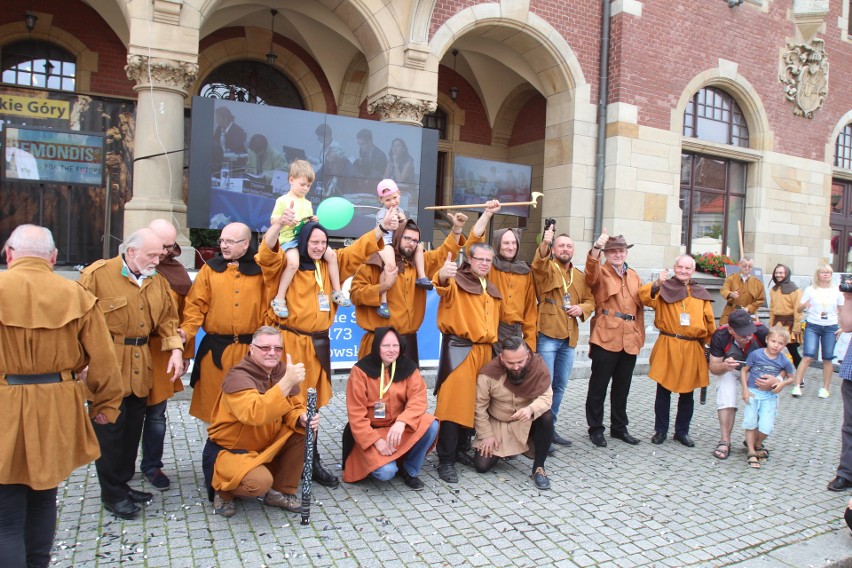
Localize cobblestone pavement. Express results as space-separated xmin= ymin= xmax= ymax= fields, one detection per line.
xmin=51 ymin=367 xmax=852 ymax=567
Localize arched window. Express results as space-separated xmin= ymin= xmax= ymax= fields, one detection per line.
xmin=199 ymin=61 xmax=304 ymax=109
xmin=1 ymin=40 xmax=76 ymax=91
xmin=830 ymin=124 xmax=852 ymax=271
xmin=680 ymin=87 xmax=750 ymax=259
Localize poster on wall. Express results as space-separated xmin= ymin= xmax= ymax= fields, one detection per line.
xmin=452 ymin=155 xmax=532 ymax=217
xmin=2 ymin=126 xmax=104 ymax=186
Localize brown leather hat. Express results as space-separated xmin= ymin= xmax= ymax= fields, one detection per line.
xmin=602 ymin=235 xmax=634 ymax=251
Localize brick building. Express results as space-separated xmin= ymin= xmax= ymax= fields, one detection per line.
xmin=0 ymin=0 xmax=849 ymax=275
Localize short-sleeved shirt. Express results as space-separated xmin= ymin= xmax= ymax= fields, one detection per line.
xmin=708 ymin=324 xmax=770 ymax=362
xmin=801 ymin=285 xmax=844 ymax=326
xmin=744 ymin=348 xmax=795 ymax=389
xmin=271 ymin=194 xmax=313 ymax=244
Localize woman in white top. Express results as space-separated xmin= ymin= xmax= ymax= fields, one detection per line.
xmin=792 ymin=263 xmax=844 ymax=398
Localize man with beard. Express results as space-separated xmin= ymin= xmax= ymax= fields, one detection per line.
xmin=433 ymin=242 xmax=502 ymax=483
xmin=488 ymin=223 xmax=537 ymax=351
xmin=182 ymin=222 xmax=268 ymax=425
xmin=80 ymin=228 xmax=184 ymax=519
xmin=472 ymin=337 xmax=554 ymax=489
xmin=640 ymin=255 xmax=716 ymax=447
xmin=349 ymin=212 xmax=473 ymax=361
xmin=532 ymin=227 xmax=594 ymax=447
xmin=258 ymin=211 xmax=398 ymax=488
xmin=140 ymin=219 xmax=193 ymax=491
xmin=720 ymin=257 xmax=765 ymax=325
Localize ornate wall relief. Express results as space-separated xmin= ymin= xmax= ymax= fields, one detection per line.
xmin=779 ymin=39 xmax=828 ymax=119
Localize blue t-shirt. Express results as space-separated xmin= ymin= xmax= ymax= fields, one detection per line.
xmin=745 ymin=349 xmax=795 ymax=389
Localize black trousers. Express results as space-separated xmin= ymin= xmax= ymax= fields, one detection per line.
xmin=0 ymin=484 xmax=57 ymax=568
xmin=654 ymin=384 xmax=694 ymax=437
xmin=92 ymin=394 xmax=147 ymax=503
xmin=436 ymin=421 xmax=473 ymax=463
xmin=586 ymin=345 xmax=636 ymax=436
xmin=474 ymin=410 xmax=554 ymax=473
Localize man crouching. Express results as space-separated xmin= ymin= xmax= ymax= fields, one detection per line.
xmin=472 ymin=337 xmax=554 ymax=490
xmin=203 ymin=326 xmax=313 ymax=517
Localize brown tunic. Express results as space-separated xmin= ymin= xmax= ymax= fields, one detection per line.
xmin=79 ymin=256 xmax=183 ymax=398
xmin=720 ymin=273 xmax=766 ymax=324
xmin=343 ymin=365 xmax=436 ymax=482
xmin=0 ymin=257 xmax=123 ymax=489
xmin=585 ymin=251 xmax=645 ymax=354
xmin=532 ymin=251 xmax=594 ymax=346
xmin=769 ymin=287 xmax=803 ymax=342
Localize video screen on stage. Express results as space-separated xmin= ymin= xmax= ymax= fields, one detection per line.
xmin=2 ymin=126 xmax=104 ymax=186
xmin=452 ymin=156 xmax=532 ymax=217
xmin=187 ymin=97 xmax=438 ymax=239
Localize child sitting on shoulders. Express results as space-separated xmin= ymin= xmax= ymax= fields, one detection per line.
xmin=740 ymin=325 xmax=795 ymax=469
xmin=269 ymin=160 xmax=349 ymax=318
xmin=375 ymin=179 xmax=432 ymax=318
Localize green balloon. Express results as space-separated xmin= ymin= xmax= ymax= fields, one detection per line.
xmin=316 ymin=197 xmax=355 ymax=231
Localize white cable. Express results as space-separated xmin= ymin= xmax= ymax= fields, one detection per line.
xmin=144 ymin=0 xmax=174 ymax=199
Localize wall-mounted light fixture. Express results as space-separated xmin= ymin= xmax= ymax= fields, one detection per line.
xmin=24 ymin=11 xmax=38 ymax=32
xmin=265 ymin=9 xmax=278 ymax=65
xmin=727 ymin=0 xmax=744 ymax=7
xmin=449 ymin=48 xmax=459 ymax=102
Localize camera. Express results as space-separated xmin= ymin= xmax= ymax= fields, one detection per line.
xmin=841 ymin=276 xmax=852 ymax=293
xmin=543 ymin=218 xmax=556 ymax=232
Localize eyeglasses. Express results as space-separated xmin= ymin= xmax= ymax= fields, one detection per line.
xmin=217 ymin=238 xmax=246 ymax=247
xmin=469 ymin=256 xmax=493 ymax=264
xmin=252 ymin=344 xmax=284 ymax=354
xmin=401 ymin=236 xmax=420 ymax=244
xmin=163 ymin=243 xmax=178 ymax=251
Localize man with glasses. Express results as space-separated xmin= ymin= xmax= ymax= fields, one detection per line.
xmin=640 ymin=255 xmax=716 ymax=447
xmin=433 ymin=242 xmax=503 ymax=483
xmin=182 ymin=222 xmax=267 ymax=425
xmin=203 ymin=326 xmax=312 ymax=518
xmin=708 ymin=309 xmax=770 ymax=460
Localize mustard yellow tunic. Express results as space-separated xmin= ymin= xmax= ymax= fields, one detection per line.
xmin=488 ymin=269 xmax=538 ymax=351
xmin=0 ymin=257 xmax=123 ymax=489
xmin=257 ymin=230 xmax=382 ymax=409
xmin=182 ymin=263 xmax=267 ymax=422
xmin=149 ymin=287 xmax=186 ymax=406
xmin=79 ymin=256 xmax=182 ymax=398
xmin=720 ymin=273 xmax=766 ymax=324
xmin=769 ymin=287 xmax=803 ymax=343
xmin=531 ymin=251 xmax=594 ymax=346
xmin=639 ymin=283 xmax=716 ymax=393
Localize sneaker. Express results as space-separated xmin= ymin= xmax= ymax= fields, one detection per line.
xmin=271 ymin=298 xmax=289 ymax=318
xmin=263 ymin=490 xmax=304 ymax=513
xmin=213 ymin=494 xmax=236 ymax=518
xmin=415 ymin=277 xmax=434 ymax=290
xmin=330 ymin=291 xmax=351 ymax=307
xmin=377 ymin=303 xmax=391 ymax=318
xmin=143 ymin=468 xmax=170 ymax=491
xmin=790 ymin=386 xmax=802 ymax=397
xmin=818 ymin=388 xmax=830 ymax=399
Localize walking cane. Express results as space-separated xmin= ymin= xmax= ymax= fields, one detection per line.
xmin=300 ymin=388 xmax=317 ymax=525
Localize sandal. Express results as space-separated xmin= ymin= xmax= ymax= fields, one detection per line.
xmin=271 ymin=298 xmax=289 ymax=318
xmin=377 ymin=303 xmax=391 ymax=319
xmin=747 ymin=453 xmax=761 ymax=469
xmin=755 ymin=446 xmax=769 ymax=461
xmin=330 ymin=290 xmax=351 ymax=307
xmin=713 ymin=441 xmax=730 ymax=460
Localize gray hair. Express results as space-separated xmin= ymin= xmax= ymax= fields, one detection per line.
xmin=469 ymin=243 xmax=494 ymax=257
xmin=674 ymin=254 xmax=696 ymax=269
xmin=121 ymin=229 xmax=150 ymax=253
xmin=5 ymin=224 xmax=56 ymax=258
xmin=253 ymin=326 xmax=281 ymax=342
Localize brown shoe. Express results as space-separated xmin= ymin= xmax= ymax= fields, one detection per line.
xmin=263 ymin=490 xmax=304 ymax=514
xmin=213 ymin=494 xmax=235 ymax=518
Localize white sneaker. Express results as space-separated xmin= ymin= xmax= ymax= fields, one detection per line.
xmin=791 ymin=386 xmax=802 ymax=397
xmin=818 ymin=388 xmax=830 ymax=399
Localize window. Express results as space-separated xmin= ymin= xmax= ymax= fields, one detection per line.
xmin=422 ymin=108 xmax=448 ymax=140
xmin=1 ymin=40 xmax=76 ymax=91
xmin=680 ymin=87 xmax=750 ymax=257
xmin=830 ymin=124 xmax=852 ymax=271
xmin=836 ymin=123 xmax=852 ymax=170
xmin=200 ymin=61 xmax=304 ymax=109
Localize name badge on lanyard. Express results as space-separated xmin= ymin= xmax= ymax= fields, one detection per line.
xmin=373 ymin=401 xmax=386 ymax=419
xmin=680 ymin=313 xmax=691 ymax=326
xmin=314 ymin=261 xmax=330 ymax=311
xmin=318 ymin=293 xmax=330 ymax=312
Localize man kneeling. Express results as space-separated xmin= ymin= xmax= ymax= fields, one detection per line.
xmin=203 ymin=326 xmax=313 ymax=517
xmin=473 ymin=337 xmax=554 ymax=490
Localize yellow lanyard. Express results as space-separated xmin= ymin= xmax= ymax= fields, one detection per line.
xmin=553 ymin=261 xmax=574 ymax=294
xmin=379 ymin=361 xmax=396 ymax=400
xmin=313 ymin=260 xmax=325 ymax=294
xmin=478 ymin=276 xmax=487 ymax=291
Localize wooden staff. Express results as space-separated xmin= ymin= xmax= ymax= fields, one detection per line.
xmin=300 ymin=387 xmax=317 ymax=525
xmin=424 ymin=191 xmax=543 ymax=210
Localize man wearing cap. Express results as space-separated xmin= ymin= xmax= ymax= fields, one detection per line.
xmin=707 ymin=309 xmax=770 ymax=460
xmin=584 ymin=229 xmax=645 ymax=447
xmin=640 ymin=255 xmax=716 ymax=447
xmin=720 ymin=257 xmax=765 ymax=325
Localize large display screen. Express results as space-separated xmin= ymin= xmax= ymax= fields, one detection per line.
xmin=452 ymin=155 xmax=532 ymax=217
xmin=187 ymin=97 xmax=438 ymax=239
xmin=2 ymin=126 xmax=104 ymax=186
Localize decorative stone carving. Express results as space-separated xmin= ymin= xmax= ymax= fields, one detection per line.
xmin=779 ymin=39 xmax=828 ymax=119
xmin=367 ymin=94 xmax=437 ymax=125
xmin=153 ymin=0 xmax=182 ymax=26
xmin=125 ymin=54 xmax=198 ymax=95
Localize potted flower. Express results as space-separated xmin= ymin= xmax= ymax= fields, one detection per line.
xmin=189 ymin=228 xmax=220 ymax=268
xmin=692 ymin=252 xmax=737 ymax=278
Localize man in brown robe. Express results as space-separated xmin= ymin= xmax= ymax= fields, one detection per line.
xmin=203 ymin=326 xmax=310 ymax=517
xmin=473 ymin=337 xmax=554 ymax=490
xmin=0 ymin=225 xmax=122 ymax=567
xmin=433 ymin=242 xmax=502 ymax=483
xmin=720 ymin=257 xmax=765 ymax=324
xmin=141 ymin=219 xmax=193 ymax=491
xmin=640 ymin=255 xmax=716 ymax=447
xmin=80 ymin=228 xmax=184 ymax=519
xmin=182 ymin=222 xmax=267 ymax=425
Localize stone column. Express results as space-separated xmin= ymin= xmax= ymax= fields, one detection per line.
xmin=123 ymin=54 xmax=198 ymax=237
xmin=367 ymin=94 xmax=437 ymax=126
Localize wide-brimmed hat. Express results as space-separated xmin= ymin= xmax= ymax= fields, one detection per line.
xmin=602 ymin=235 xmax=634 ymax=251
xmin=728 ymin=309 xmax=756 ymax=336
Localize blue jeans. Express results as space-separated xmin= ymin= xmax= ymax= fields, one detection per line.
xmin=803 ymin=322 xmax=839 ymax=361
xmin=371 ymin=420 xmax=439 ymax=481
xmin=537 ymin=333 xmax=576 ymax=423
xmin=141 ymin=400 xmax=167 ymax=474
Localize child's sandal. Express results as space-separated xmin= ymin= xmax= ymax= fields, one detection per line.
xmin=747 ymin=453 xmax=761 ymax=469
xmin=330 ymin=291 xmax=351 ymax=307
xmin=271 ymin=299 xmax=289 ymax=318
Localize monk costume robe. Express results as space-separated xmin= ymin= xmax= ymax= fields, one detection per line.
xmin=350 ymin=219 xmax=466 ymax=361
xmin=433 ymin=261 xmax=502 ymax=466
xmin=720 ymin=270 xmax=766 ymax=324
xmin=182 ymin=248 xmax=267 ymax=423
xmin=484 ymin=228 xmax=538 ymax=352
xmin=0 ymin=256 xmax=123 ymax=490
xmin=768 ymin=264 xmax=803 ymax=367
xmin=203 ymin=354 xmax=305 ymax=501
xmin=342 ymin=327 xmax=438 ymax=482
xmin=639 ymin=277 xmax=715 ymax=439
